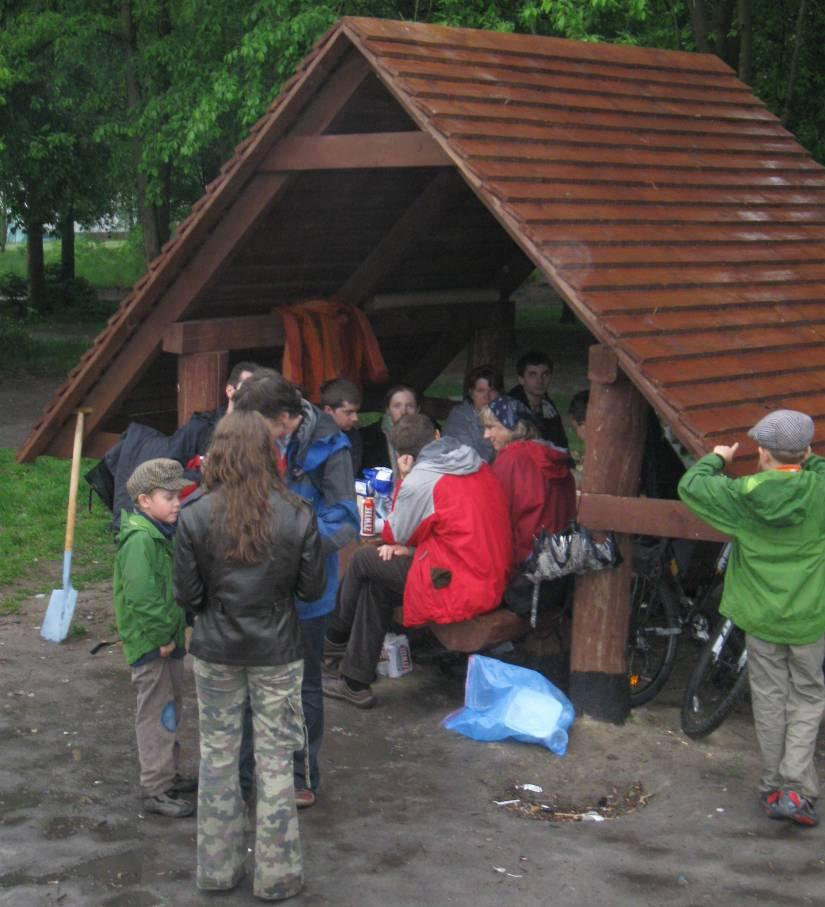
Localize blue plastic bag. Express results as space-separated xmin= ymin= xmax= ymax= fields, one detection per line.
xmin=442 ymin=655 xmax=575 ymax=756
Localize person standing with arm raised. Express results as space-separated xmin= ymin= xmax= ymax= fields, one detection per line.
xmin=678 ymin=410 xmax=825 ymax=827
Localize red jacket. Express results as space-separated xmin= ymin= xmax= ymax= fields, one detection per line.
xmin=492 ymin=440 xmax=577 ymax=566
xmin=382 ymin=438 xmax=512 ymax=626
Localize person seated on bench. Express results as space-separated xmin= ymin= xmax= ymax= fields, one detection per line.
xmin=359 ymin=384 xmax=420 ymax=476
xmin=321 ymin=414 xmax=512 ymax=709
xmin=443 ymin=364 xmax=503 ymax=463
xmin=481 ymin=395 xmax=577 ymax=615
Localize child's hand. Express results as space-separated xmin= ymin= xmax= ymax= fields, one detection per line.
xmin=159 ymin=641 xmax=176 ymax=657
xmin=713 ymin=443 xmax=739 ymax=465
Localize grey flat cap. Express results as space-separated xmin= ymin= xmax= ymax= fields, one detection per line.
xmin=748 ymin=409 xmax=814 ymax=452
xmin=127 ymin=458 xmax=190 ymax=500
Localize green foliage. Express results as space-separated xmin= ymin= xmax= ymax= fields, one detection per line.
xmin=0 ymin=449 xmax=114 ymax=602
xmin=0 ymin=317 xmax=93 ymax=377
xmin=0 ymin=272 xmax=28 ymax=318
xmin=43 ymin=264 xmax=102 ymax=316
xmin=0 ymin=315 xmax=32 ymax=357
xmin=0 ymin=239 xmax=144 ymax=290
xmin=0 ymin=8 xmax=118 ymax=230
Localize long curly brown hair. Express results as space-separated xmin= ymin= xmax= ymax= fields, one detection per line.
xmin=202 ymin=410 xmax=281 ymax=564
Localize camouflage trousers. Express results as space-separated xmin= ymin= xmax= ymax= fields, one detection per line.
xmin=194 ymin=658 xmax=305 ymax=900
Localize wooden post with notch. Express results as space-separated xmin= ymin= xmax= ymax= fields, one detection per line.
xmin=569 ymin=345 xmax=648 ymax=723
xmin=177 ymin=351 xmax=229 ymax=427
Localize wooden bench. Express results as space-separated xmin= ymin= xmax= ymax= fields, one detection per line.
xmin=393 ymin=607 xmax=528 ymax=653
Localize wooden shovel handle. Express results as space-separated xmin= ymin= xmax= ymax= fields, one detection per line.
xmin=64 ymin=410 xmax=87 ymax=553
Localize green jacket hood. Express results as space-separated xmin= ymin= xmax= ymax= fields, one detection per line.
xmin=117 ymin=510 xmax=167 ymax=544
xmin=738 ymin=469 xmax=816 ymax=527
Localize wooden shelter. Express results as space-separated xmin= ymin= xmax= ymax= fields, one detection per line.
xmin=19 ymin=18 xmax=825 ymax=720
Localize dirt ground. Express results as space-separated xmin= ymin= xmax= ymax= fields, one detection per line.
xmin=3 ymin=584 xmax=825 ymax=907
xmin=4 ymin=299 xmax=825 ymax=905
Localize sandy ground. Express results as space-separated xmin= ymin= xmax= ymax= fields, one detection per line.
xmin=4 ymin=300 xmax=825 ymax=904
xmin=3 ymin=584 xmax=825 ymax=907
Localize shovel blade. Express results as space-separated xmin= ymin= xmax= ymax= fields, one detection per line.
xmin=41 ymin=586 xmax=78 ymax=643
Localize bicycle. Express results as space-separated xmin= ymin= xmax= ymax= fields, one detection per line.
xmin=626 ymin=538 xmax=723 ymax=708
xmin=680 ymin=612 xmax=749 ymax=739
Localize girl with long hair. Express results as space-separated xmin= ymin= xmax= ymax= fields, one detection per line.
xmin=174 ymin=410 xmax=324 ymax=900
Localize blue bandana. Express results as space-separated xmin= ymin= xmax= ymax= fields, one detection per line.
xmin=489 ymin=395 xmax=536 ymax=431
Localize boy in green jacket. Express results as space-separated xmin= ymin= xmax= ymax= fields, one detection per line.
xmin=113 ymin=458 xmax=194 ymax=818
xmin=679 ymin=410 xmax=825 ymax=827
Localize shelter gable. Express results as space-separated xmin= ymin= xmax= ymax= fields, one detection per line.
xmin=17 ymin=17 xmax=825 ymax=474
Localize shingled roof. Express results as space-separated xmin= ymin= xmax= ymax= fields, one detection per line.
xmin=19 ymin=17 xmax=825 ymax=472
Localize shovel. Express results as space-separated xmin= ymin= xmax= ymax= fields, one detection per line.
xmin=41 ymin=409 xmax=89 ymax=643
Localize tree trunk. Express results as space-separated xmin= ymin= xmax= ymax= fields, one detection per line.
xmin=122 ymin=0 xmax=164 ymax=263
xmin=737 ymin=0 xmax=753 ymax=84
xmin=26 ymin=222 xmax=48 ymax=313
xmin=0 ymin=204 xmax=7 ymax=253
xmin=781 ymin=0 xmax=808 ymax=127
xmin=60 ymin=210 xmax=75 ymax=281
xmin=712 ymin=0 xmax=738 ymax=68
xmin=687 ymin=0 xmax=711 ymax=52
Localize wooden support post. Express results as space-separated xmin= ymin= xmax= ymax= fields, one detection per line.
xmin=569 ymin=345 xmax=648 ymax=724
xmin=177 ymin=352 xmax=228 ymax=427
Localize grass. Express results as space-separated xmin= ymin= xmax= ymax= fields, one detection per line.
xmin=0 ymin=238 xmax=145 ymax=288
xmin=0 ymin=449 xmax=115 ymax=615
xmin=0 ymin=318 xmax=96 ymax=377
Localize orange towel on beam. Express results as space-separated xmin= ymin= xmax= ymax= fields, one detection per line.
xmin=279 ymin=299 xmax=389 ymax=401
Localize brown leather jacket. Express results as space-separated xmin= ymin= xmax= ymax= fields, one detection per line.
xmin=174 ymin=488 xmax=325 ymax=667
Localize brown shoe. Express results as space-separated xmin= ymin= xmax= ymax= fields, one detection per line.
xmin=322 ymin=675 xmax=376 ymax=709
xmin=143 ymin=791 xmax=194 ymax=818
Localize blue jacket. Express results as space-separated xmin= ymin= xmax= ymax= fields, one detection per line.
xmin=285 ymin=401 xmax=358 ymax=619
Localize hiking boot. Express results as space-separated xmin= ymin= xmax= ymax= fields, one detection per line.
xmin=169 ymin=773 xmax=198 ymax=794
xmin=295 ymin=788 xmax=316 ymax=809
xmin=760 ymin=790 xmax=785 ymax=820
xmin=143 ymin=790 xmax=194 ymax=818
xmin=322 ymin=675 xmax=376 ymax=709
xmin=779 ymin=790 xmax=820 ymax=827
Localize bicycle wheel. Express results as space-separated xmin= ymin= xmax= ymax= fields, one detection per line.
xmin=681 ymin=617 xmax=749 ymax=739
xmin=627 ymin=566 xmax=680 ymax=707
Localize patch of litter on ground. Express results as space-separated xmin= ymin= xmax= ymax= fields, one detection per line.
xmin=495 ymin=780 xmax=651 ymax=822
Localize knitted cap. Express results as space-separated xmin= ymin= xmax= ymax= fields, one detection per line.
xmin=747 ymin=409 xmax=814 ymax=452
xmin=488 ymin=395 xmax=537 ymax=431
xmin=126 ymin=458 xmax=190 ymax=501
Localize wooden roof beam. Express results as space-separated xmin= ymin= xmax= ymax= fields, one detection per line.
xmin=365 ymin=288 xmax=500 ymax=312
xmin=261 ymin=131 xmax=452 ymax=171
xmin=162 ymin=297 xmax=502 ymax=355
